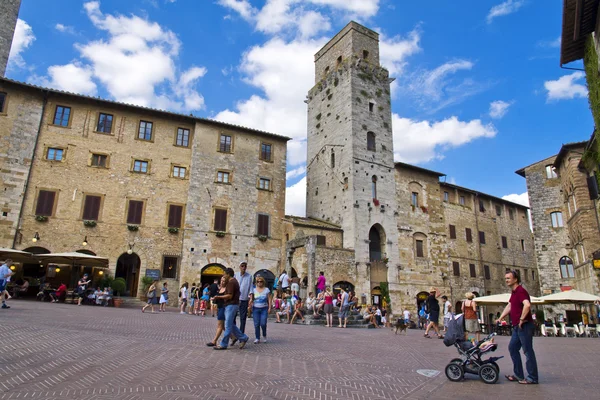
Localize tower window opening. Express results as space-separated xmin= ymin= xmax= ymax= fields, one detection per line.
xmin=369 ymin=102 xmax=374 ymax=112
xmin=325 ymin=66 xmax=330 ymax=75
xmin=331 ymin=151 xmax=335 ymax=168
xmin=367 ymin=131 xmax=376 ymax=151
xmin=337 ymin=56 xmax=342 ymax=65
xmin=363 ymin=50 xmax=369 ymax=60
xmin=372 ymin=175 xmax=377 ymax=200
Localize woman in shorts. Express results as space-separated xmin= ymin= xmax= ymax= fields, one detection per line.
xmin=159 ymin=282 xmax=169 ymax=312
xmin=323 ymin=287 xmax=334 ymax=327
xmin=142 ymin=280 xmax=158 ymax=313
xmin=206 ymin=275 xmax=229 ymax=347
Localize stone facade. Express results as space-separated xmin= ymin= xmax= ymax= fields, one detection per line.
xmin=0 ymin=78 xmax=288 ymax=303
xmin=0 ymin=0 xmax=21 ymax=77
xmin=299 ymin=22 xmax=538 ymax=316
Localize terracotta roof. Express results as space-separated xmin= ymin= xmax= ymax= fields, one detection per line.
xmin=283 ymin=216 xmax=343 ymax=230
xmin=439 ymin=182 xmax=530 ymax=209
xmin=553 ymin=140 xmax=588 ymax=168
xmin=394 ymin=162 xmax=445 ymax=177
xmin=560 ymin=0 xmax=599 ymax=65
xmin=0 ymin=77 xmax=291 ymax=141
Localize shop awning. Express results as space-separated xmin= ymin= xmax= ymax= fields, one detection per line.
xmin=0 ymin=248 xmax=36 ymax=263
xmin=35 ymin=252 xmax=109 ymax=268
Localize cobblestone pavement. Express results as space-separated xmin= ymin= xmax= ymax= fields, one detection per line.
xmin=0 ymin=301 xmax=598 ymax=399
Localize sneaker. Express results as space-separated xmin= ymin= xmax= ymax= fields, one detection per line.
xmin=254 ymin=339 xmax=260 ymax=344
xmin=262 ymin=337 xmax=267 ymax=343
xmin=2 ymin=304 xmax=10 ymax=309
xmin=239 ymin=338 xmax=249 ymax=349
xmin=180 ymin=311 xmax=186 ymax=314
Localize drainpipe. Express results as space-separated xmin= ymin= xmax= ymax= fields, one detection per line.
xmin=473 ymin=193 xmax=487 ymax=296
xmin=12 ymin=91 xmax=48 ymax=249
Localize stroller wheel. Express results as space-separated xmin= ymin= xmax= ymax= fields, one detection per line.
xmin=449 ymin=358 xmax=463 ymax=365
xmin=479 ymin=364 xmax=499 ymax=384
xmin=445 ymin=363 xmax=464 ymax=382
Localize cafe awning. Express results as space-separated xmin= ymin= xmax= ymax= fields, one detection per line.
xmin=473 ymin=293 xmax=545 ymax=305
xmin=538 ymin=289 xmax=600 ymax=304
xmin=0 ymin=248 xmax=36 ymax=263
xmin=35 ymin=252 xmax=109 ymax=268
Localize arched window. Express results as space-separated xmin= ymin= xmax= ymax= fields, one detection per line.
xmin=369 ymin=226 xmax=382 ymax=261
xmin=559 ymin=256 xmax=575 ymax=278
xmin=331 ymin=151 xmax=335 ymax=168
xmin=371 ymin=175 xmax=377 ymax=199
xmin=550 ymin=212 xmax=563 ymax=227
xmin=367 ymin=131 xmax=376 ymax=151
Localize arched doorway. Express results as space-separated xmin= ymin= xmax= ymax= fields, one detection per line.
xmin=254 ymin=269 xmax=275 ymax=290
xmin=333 ymin=281 xmax=355 ymax=296
xmin=416 ymin=291 xmax=429 ymax=311
xmin=369 ymin=226 xmax=382 ymax=261
xmin=116 ymin=253 xmax=141 ymax=297
xmin=371 ymin=286 xmax=382 ymax=306
xmin=291 ymin=267 xmax=298 ymax=278
xmin=201 ymin=264 xmax=225 ymax=287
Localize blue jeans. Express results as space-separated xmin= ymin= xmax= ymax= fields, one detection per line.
xmin=220 ymin=305 xmax=248 ymax=348
xmin=238 ymin=300 xmax=249 ymax=334
xmin=508 ymin=321 xmax=538 ymax=382
xmin=252 ymin=307 xmax=268 ymax=340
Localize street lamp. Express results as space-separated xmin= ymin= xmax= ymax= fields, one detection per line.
xmin=32 ymin=232 xmax=40 ymax=243
xmin=82 ymin=236 xmax=88 ymax=246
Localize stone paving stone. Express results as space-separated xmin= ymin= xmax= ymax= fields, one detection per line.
xmin=0 ymin=301 xmax=599 ymax=399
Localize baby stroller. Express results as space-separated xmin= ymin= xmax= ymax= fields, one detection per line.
xmin=443 ymin=314 xmax=503 ymax=384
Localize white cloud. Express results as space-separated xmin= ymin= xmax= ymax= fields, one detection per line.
xmin=392 ymin=114 xmax=497 ymax=164
xmin=55 ymin=23 xmax=76 ymax=34
xmin=487 ymin=0 xmax=525 ymax=24
xmin=307 ymin=0 xmax=379 ymax=17
xmin=379 ymin=28 xmax=421 ymax=95
xmin=217 ymin=0 xmax=256 ymax=21
xmin=502 ymin=192 xmax=529 ymax=208
xmin=286 ymin=165 xmax=306 ymax=180
xmin=489 ymin=100 xmax=512 ymax=119
xmin=7 ymin=19 xmax=35 ymax=70
xmin=538 ymin=36 xmax=561 ymax=48
xmin=38 ymin=1 xmax=206 ymax=112
xmin=544 ymin=72 xmax=588 ymax=101
xmin=45 ymin=64 xmax=98 ymax=95
xmin=285 ymin=176 xmax=306 ymax=216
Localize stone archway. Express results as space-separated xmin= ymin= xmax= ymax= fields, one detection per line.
xmin=254 ymin=269 xmax=275 ymax=290
xmin=333 ymin=281 xmax=355 ymax=296
xmin=116 ymin=253 xmax=141 ymax=296
xmin=201 ymin=264 xmax=225 ymax=287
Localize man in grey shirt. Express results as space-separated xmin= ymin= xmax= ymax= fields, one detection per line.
xmin=234 ymin=261 xmax=253 ymax=334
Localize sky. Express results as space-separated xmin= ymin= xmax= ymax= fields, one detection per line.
xmin=6 ymin=0 xmax=593 ymax=216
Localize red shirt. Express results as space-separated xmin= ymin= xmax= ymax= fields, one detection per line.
xmin=509 ymin=285 xmax=532 ymax=326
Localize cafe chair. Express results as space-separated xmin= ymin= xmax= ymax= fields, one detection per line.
xmin=542 ymin=321 xmax=558 ymax=337
xmin=560 ymin=323 xmax=577 ymax=337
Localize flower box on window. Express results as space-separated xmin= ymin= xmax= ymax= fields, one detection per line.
xmin=258 ymin=234 xmax=268 ymax=242
xmin=215 ymin=231 xmax=226 ymax=237
xmin=373 ymin=198 xmax=380 ymax=206
xmin=168 ymin=227 xmax=179 ymax=234
xmin=420 ymin=206 xmax=428 ymax=213
xmin=127 ymin=224 xmax=139 ymax=231
xmin=83 ymin=220 xmax=97 ymax=227
xmin=35 ymin=215 xmax=49 ymax=222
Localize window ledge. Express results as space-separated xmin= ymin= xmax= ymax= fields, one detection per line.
xmin=94 ymin=131 xmax=114 ymax=136
xmin=49 ymin=124 xmax=71 ymax=129
xmin=215 ymin=181 xmax=231 ymax=185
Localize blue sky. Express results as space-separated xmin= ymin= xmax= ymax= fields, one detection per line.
xmin=6 ymin=0 xmax=592 ymax=215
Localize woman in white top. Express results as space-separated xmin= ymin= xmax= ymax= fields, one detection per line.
xmin=249 ymin=276 xmax=272 ymax=344
xmin=179 ymin=282 xmax=188 ymax=314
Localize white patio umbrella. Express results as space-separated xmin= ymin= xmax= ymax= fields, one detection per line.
xmin=35 ymin=252 xmax=109 ymax=268
xmin=0 ymin=248 xmax=36 ymax=263
xmin=538 ymin=289 xmax=600 ymax=304
xmin=472 ymin=292 xmax=545 ymax=305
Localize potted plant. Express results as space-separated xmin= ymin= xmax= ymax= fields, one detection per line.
xmin=215 ymin=231 xmax=226 ymax=237
xmin=35 ymin=215 xmax=48 ymax=222
xmin=83 ymin=220 xmax=97 ymax=227
xmin=127 ymin=224 xmax=139 ymax=231
xmin=258 ymin=234 xmax=268 ymax=242
xmin=168 ymin=227 xmax=179 ymax=234
xmin=111 ymin=277 xmax=126 ymax=307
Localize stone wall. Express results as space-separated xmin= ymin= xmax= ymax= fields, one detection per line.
xmin=0 ymin=82 xmax=43 ymax=247
xmin=0 ymin=0 xmax=21 ymax=77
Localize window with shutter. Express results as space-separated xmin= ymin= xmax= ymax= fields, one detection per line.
xmin=260 ymin=143 xmax=272 ymax=161
xmin=479 ymin=231 xmax=486 ymax=244
xmin=465 ymin=228 xmax=472 ymax=242
xmin=127 ymin=200 xmax=144 ymax=224
xmin=502 ymin=236 xmax=508 ymax=248
xmin=416 ymin=240 xmax=424 ymax=257
xmin=316 ymin=235 xmax=326 ymax=246
xmin=469 ymin=264 xmax=476 ymax=277
xmin=449 ymin=225 xmax=456 ymax=239
xmin=453 ymin=261 xmax=460 ymax=276
xmin=82 ymin=195 xmax=101 ymax=221
xmin=484 ymin=265 xmax=490 ymax=280
xmin=35 ymin=190 xmax=56 ymax=216
xmin=168 ymin=205 xmax=183 ymax=228
xmin=162 ymin=256 xmax=178 ymax=279
xmin=257 ymin=214 xmax=270 ymax=236
xmin=214 ymin=209 xmax=227 ymax=231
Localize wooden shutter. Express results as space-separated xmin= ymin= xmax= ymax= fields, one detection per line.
xmin=465 ymin=228 xmax=472 ymax=242
xmin=416 ymin=240 xmax=424 ymax=257
xmin=479 ymin=231 xmax=486 ymax=244
xmin=469 ymin=264 xmax=476 ymax=277
xmin=35 ymin=190 xmax=56 ymax=216
xmin=502 ymin=236 xmax=508 ymax=248
xmin=214 ymin=209 xmax=227 ymax=231
xmin=449 ymin=225 xmax=456 ymax=239
xmin=168 ymin=205 xmax=183 ymax=228
xmin=453 ymin=261 xmax=460 ymax=276
xmin=257 ymin=214 xmax=269 ymax=236
xmin=127 ymin=200 xmax=143 ymax=224
xmin=83 ymin=195 xmax=101 ymax=220
xmin=484 ymin=265 xmax=491 ymax=280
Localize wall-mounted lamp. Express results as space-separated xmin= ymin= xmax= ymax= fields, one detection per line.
xmin=55 ymin=267 xmax=60 ymax=273
xmin=82 ymin=236 xmax=88 ymax=246
xmin=32 ymin=232 xmax=40 ymax=243
xmin=98 ymin=270 xmax=104 ymax=275
xmin=127 ymin=243 xmax=134 ymax=255
xmin=9 ymin=265 xmax=16 ymax=271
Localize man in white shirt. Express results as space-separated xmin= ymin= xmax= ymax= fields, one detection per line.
xmin=403 ymin=309 xmax=411 ymax=324
xmin=442 ymin=295 xmax=452 ymax=331
xmin=0 ymin=259 xmax=13 ymax=309
xmin=234 ymin=261 xmax=253 ymax=334
xmin=279 ymin=270 xmax=289 ymax=293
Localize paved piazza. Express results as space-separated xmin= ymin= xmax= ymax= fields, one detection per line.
xmin=0 ymin=301 xmax=598 ymax=399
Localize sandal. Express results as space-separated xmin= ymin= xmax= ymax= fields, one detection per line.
xmin=519 ymin=379 xmax=538 ymax=385
xmin=505 ymin=375 xmax=521 ymax=382
xmin=205 ymin=342 xmax=215 ymax=347
xmin=423 ymin=334 xmax=431 ymax=338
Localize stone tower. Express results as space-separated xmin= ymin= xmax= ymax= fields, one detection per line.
xmin=306 ymin=22 xmax=399 ymax=294
xmin=0 ymin=0 xmax=22 ymax=76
